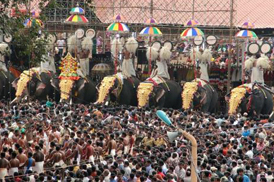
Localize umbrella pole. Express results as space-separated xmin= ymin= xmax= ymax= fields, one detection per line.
xmin=149 ymin=36 xmax=152 ymax=75
xmin=241 ymin=40 xmax=246 ymax=84
xmin=193 ymin=46 xmax=197 ymax=80
xmin=115 ymin=38 xmax=118 ymax=74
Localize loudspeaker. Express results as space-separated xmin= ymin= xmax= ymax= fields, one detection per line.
xmin=167 ymin=131 xmax=180 ymax=142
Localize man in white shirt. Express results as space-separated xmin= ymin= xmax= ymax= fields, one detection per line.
xmin=175 ymin=162 xmax=186 ymax=180
xmin=245 ymin=145 xmax=254 ymax=159
xmin=57 ymin=39 xmax=65 ymax=56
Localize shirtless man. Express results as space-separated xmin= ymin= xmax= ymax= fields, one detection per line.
xmin=48 ymin=146 xmax=64 ymax=167
xmin=0 ymin=152 xmax=10 ymax=180
xmin=17 ymin=148 xmax=27 ymax=170
xmin=33 ymin=146 xmax=44 ymax=174
xmin=82 ymin=140 xmax=94 ymax=164
xmin=122 ymin=132 xmax=130 ymax=154
xmin=106 ymin=134 xmax=116 ymax=158
xmin=9 ymin=152 xmax=19 ymax=176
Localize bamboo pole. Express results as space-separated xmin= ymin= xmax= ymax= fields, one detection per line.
xmin=226 ymin=0 xmax=234 ymax=94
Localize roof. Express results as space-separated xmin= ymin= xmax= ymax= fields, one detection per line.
xmin=94 ymin=0 xmax=274 ymax=29
xmin=12 ymin=0 xmax=274 ymax=29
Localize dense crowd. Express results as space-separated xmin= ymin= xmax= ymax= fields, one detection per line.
xmin=0 ymin=100 xmax=273 ymax=182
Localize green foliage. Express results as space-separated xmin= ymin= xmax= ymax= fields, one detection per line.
xmin=0 ymin=0 xmax=56 ymax=67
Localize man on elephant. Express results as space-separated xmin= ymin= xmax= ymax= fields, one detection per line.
xmin=150 ymin=46 xmax=171 ymax=80
xmin=0 ymin=42 xmax=10 ymax=72
xmin=245 ymin=54 xmax=270 ymax=85
xmin=78 ymin=37 xmax=93 ymax=77
xmin=121 ymin=37 xmax=138 ymax=79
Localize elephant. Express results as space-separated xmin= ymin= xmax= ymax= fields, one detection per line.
xmin=0 ymin=70 xmax=16 ymax=101
xmin=227 ymin=84 xmax=273 ymax=116
xmin=96 ymin=75 xmax=140 ymax=106
xmin=137 ymin=79 xmax=182 ymax=109
xmin=181 ymin=79 xmax=218 ymax=113
xmin=51 ymin=76 xmax=97 ymax=104
xmin=11 ymin=68 xmax=58 ymax=103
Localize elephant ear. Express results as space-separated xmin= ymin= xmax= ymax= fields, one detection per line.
xmin=12 ymin=77 xmax=19 ymax=89
xmin=155 ymin=88 xmax=165 ymax=103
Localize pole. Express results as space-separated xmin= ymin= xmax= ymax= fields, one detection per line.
xmin=192 ymin=0 xmax=195 ymax=19
xmin=226 ymin=0 xmax=234 ymax=94
xmin=149 ymin=36 xmax=152 ymax=75
xmin=193 ymin=46 xmax=197 ymax=80
xmin=241 ymin=41 xmax=246 ymax=84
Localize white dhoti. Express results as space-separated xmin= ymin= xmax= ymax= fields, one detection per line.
xmin=122 ymin=59 xmax=136 ymax=78
xmin=79 ymin=58 xmax=90 ymax=76
xmin=8 ymin=167 xmax=18 ymax=176
xmin=0 ymin=168 xmax=7 ymax=180
xmin=0 ymin=61 xmax=7 ymax=72
xmin=110 ymin=149 xmax=116 ymax=157
xmin=124 ymin=146 xmax=130 ymax=154
xmin=88 ymin=155 xmax=95 ymax=164
xmin=33 ymin=161 xmax=44 ymax=174
xmin=54 ymin=160 xmax=65 ymax=168
xmin=156 ymin=60 xmax=170 ymax=79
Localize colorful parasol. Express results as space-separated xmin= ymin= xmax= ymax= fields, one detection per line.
xmin=31 ymin=11 xmax=40 ymax=18
xmin=107 ymin=22 xmax=129 ymax=32
xmin=70 ymin=6 xmax=85 ymax=15
xmin=114 ymin=14 xmax=124 ymax=22
xmin=24 ymin=18 xmax=44 ymax=28
xmin=235 ymin=30 xmax=258 ymax=39
xmin=139 ymin=26 xmax=162 ymax=36
xmin=181 ymin=27 xmax=204 ymax=37
xmin=64 ymin=14 xmax=89 ymax=24
xmin=145 ymin=18 xmax=157 ymax=25
xmin=242 ymin=21 xmax=255 ymax=29
xmin=185 ymin=19 xmax=199 ymax=27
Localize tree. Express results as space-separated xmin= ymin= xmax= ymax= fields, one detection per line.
xmin=0 ymin=0 xmax=56 ymax=70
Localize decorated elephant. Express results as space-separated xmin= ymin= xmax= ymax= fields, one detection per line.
xmin=96 ymin=75 xmax=140 ymax=106
xmin=137 ymin=77 xmax=182 ymax=109
xmin=0 ymin=70 xmax=16 ymax=101
xmin=227 ymin=84 xmax=273 ymax=116
xmin=0 ymin=42 xmax=17 ymax=100
xmin=182 ymin=79 xmax=218 ymax=113
xmin=11 ymin=68 xmax=58 ymax=103
xmin=51 ymin=75 xmax=96 ymax=104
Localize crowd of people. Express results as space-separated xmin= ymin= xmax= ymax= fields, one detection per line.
xmin=0 ymin=100 xmax=272 ymax=182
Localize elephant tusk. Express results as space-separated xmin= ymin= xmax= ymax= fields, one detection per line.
xmin=10 ymin=97 xmax=18 ymax=104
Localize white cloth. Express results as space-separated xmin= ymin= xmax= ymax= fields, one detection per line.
xmin=124 ymin=146 xmax=130 ymax=154
xmin=33 ymin=161 xmax=44 ymax=174
xmin=88 ymin=155 xmax=95 ymax=164
xmin=251 ymin=67 xmax=264 ymax=84
xmin=79 ymin=58 xmax=90 ymax=76
xmin=110 ymin=149 xmax=116 ymax=157
xmin=0 ymin=168 xmax=7 ymax=180
xmin=122 ymin=58 xmax=136 ymax=77
xmin=200 ymin=63 xmax=209 ymax=82
xmin=0 ymin=60 xmax=7 ymax=72
xmin=175 ymin=166 xmax=186 ymax=179
xmin=8 ymin=167 xmax=18 ymax=176
xmin=41 ymin=54 xmax=56 ymax=73
xmin=246 ymin=150 xmax=254 ymax=159
xmin=154 ymin=60 xmax=170 ymax=79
